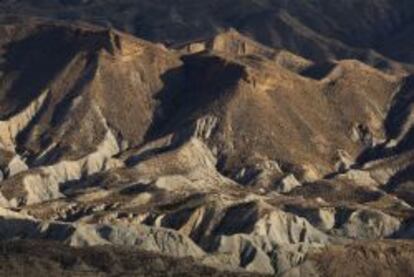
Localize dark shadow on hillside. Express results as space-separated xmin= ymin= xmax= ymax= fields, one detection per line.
xmin=212 ymin=201 xmax=258 ymax=236
xmin=385 ymin=75 xmax=414 ymax=139
xmin=299 ymin=62 xmax=336 ymax=80
xmin=384 ymin=164 xmax=414 ymax=193
xmin=143 ymin=52 xmax=247 ymax=143
xmin=356 ymin=75 xmax=414 ymax=165
xmin=0 ymin=26 xmax=84 ymax=119
xmin=383 ymin=163 xmax=414 ymax=207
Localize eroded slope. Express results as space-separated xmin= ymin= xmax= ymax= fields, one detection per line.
xmin=0 ymin=19 xmax=413 ymax=276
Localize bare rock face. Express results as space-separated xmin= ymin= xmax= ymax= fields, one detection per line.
xmin=0 ymin=209 xmax=206 ymax=259
xmin=337 ymin=209 xmax=401 ymax=239
xmin=211 ymin=235 xmax=275 ymax=274
xmin=7 ymin=155 xmax=28 ymax=176
xmin=0 ymin=8 xmax=413 ymax=276
xmin=233 ymin=160 xmax=284 ymax=188
xmin=285 ymin=206 xmax=336 ymax=232
xmin=273 ymin=174 xmax=302 ymax=193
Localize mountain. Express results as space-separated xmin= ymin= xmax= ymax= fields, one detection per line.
xmin=0 ymin=2 xmax=414 ymax=276
xmin=2 ymin=0 xmax=414 ymax=70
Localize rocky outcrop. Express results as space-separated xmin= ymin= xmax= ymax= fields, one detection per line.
xmin=0 ymin=16 xmax=413 ymax=277
xmin=285 ymin=206 xmax=336 ymax=232
xmin=6 ymin=154 xmax=28 ymax=177
xmin=337 ymin=209 xmax=401 ymax=239
xmin=0 ymin=127 xmax=122 ymax=207
xmin=0 ymin=207 xmax=205 ymax=259
xmin=273 ymin=174 xmax=302 ymax=193
xmin=0 ymin=90 xmax=49 ymax=151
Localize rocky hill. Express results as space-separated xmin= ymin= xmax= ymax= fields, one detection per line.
xmin=2 ymin=0 xmax=414 ymax=69
xmin=0 ymin=2 xmax=414 ymax=276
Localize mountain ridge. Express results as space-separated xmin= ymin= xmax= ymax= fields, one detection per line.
xmin=0 ymin=5 xmax=414 ymax=276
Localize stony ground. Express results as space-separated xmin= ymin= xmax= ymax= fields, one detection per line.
xmin=0 ymin=2 xmax=414 ymax=276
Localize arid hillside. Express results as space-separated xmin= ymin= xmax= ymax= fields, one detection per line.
xmin=2 ymin=0 xmax=414 ymax=69
xmin=0 ymin=2 xmax=414 ymax=277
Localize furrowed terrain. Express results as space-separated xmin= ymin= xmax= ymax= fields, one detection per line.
xmin=0 ymin=1 xmax=414 ymax=276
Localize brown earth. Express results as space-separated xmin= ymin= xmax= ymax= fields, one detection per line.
xmin=0 ymin=3 xmax=413 ymax=276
